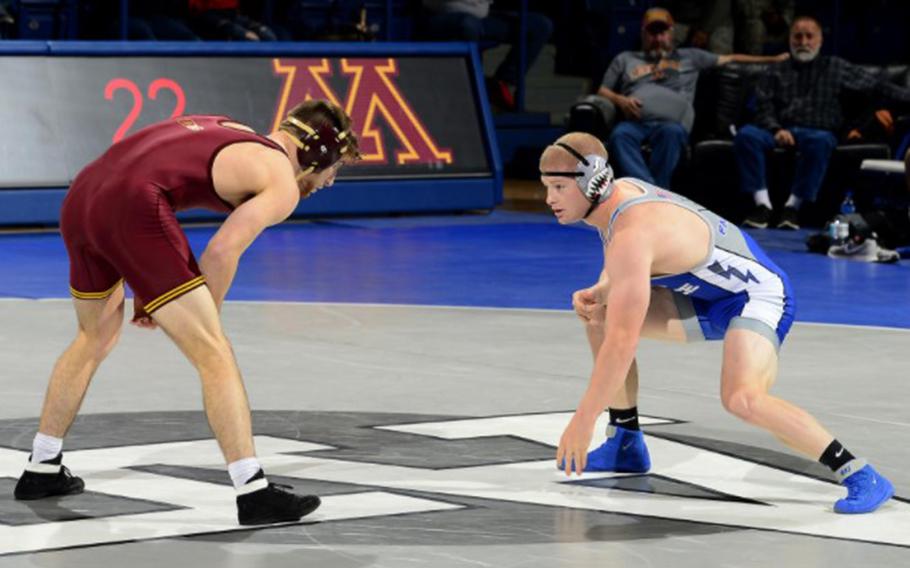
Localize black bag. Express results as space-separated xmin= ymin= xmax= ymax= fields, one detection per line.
xmin=806 ymin=210 xmax=910 ymax=253
xmin=859 ymin=209 xmax=910 ymax=249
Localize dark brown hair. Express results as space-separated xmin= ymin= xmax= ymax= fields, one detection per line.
xmin=280 ymin=100 xmax=361 ymax=165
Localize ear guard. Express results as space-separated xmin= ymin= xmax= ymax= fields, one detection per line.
xmin=280 ymin=116 xmax=353 ymax=176
xmin=541 ymin=142 xmax=615 ymax=216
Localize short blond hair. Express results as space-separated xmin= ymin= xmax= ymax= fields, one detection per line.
xmin=540 ymin=132 xmax=607 ymax=169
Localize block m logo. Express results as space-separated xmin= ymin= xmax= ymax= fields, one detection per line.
xmin=271 ymin=58 xmax=453 ymax=166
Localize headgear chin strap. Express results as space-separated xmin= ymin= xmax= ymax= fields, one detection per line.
xmin=541 ymin=142 xmax=615 ymax=218
xmin=279 ymin=116 xmax=353 ymax=180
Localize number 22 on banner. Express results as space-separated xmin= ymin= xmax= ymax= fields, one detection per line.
xmin=104 ymin=78 xmax=186 ymax=143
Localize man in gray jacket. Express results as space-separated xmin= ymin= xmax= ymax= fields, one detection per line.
xmin=597 ymin=7 xmax=784 ymax=188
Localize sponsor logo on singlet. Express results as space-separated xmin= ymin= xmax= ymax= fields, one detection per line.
xmin=176 ymin=118 xmax=203 ymax=132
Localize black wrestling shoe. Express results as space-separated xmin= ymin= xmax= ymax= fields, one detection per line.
xmin=743 ymin=204 xmax=772 ymax=228
xmin=14 ymin=453 xmax=85 ymax=500
xmin=776 ymin=206 xmax=800 ymax=230
xmin=236 ymin=470 xmax=321 ymax=526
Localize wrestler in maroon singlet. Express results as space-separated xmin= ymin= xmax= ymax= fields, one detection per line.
xmin=60 ymin=115 xmax=286 ymax=313
xmin=16 ymin=101 xmax=360 ymax=526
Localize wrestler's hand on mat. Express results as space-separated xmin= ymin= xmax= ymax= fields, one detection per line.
xmin=131 ymin=298 xmax=158 ymax=330
xmin=557 ymin=410 xmax=595 ymax=476
xmin=572 ymin=287 xmax=604 ymax=323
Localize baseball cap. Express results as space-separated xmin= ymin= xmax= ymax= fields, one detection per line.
xmin=642 ymin=7 xmax=674 ymax=32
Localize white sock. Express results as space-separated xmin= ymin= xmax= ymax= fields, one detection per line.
xmin=31 ymin=432 xmax=63 ymax=463
xmin=228 ymin=457 xmax=264 ymax=490
xmin=753 ymin=189 xmax=772 ymax=209
xmin=784 ymin=194 xmax=803 ymax=209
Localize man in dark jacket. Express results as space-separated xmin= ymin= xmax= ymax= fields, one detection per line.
xmin=735 ymin=15 xmax=910 ymax=229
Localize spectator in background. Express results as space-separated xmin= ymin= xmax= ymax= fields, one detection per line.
xmin=79 ymin=1 xmax=199 ymax=40
xmin=190 ymin=0 xmax=277 ymax=41
xmin=132 ymin=1 xmax=199 ymax=40
xmin=734 ymin=0 xmax=793 ymax=55
xmin=735 ymin=15 xmax=910 ymax=229
xmin=238 ymin=0 xmax=295 ymax=41
xmin=597 ymin=7 xmax=785 ymax=189
xmin=421 ymin=0 xmax=553 ymax=111
xmin=257 ymin=0 xmax=376 ymax=42
xmin=0 ymin=1 xmax=14 ymax=39
xmin=906 ymin=148 xmax=910 ymax=206
xmin=662 ymin=0 xmax=734 ymax=54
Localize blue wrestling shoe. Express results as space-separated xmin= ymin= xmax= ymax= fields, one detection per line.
xmin=559 ymin=426 xmax=651 ymax=473
xmin=834 ymin=461 xmax=894 ymax=514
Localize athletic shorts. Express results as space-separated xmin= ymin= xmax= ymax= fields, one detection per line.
xmin=670 ymin=275 xmax=796 ymax=350
xmin=60 ymin=179 xmax=206 ymax=314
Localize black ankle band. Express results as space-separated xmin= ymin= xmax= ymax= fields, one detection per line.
xmin=819 ymin=439 xmax=855 ymax=472
xmin=608 ymin=407 xmax=639 ymax=431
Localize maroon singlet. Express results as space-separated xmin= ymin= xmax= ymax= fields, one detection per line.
xmin=60 ymin=115 xmax=285 ymax=312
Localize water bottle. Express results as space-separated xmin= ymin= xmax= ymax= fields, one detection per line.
xmin=828 ymin=218 xmax=849 ymax=246
xmin=840 ymin=191 xmax=856 ymax=215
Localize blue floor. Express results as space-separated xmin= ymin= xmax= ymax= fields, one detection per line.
xmin=2 ymin=210 xmax=908 ymax=328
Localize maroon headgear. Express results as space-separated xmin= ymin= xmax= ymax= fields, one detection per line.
xmin=280 ymin=115 xmax=354 ymax=175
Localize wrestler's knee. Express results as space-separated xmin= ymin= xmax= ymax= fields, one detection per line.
xmin=721 ymin=386 xmax=765 ymax=423
xmin=103 ymin=306 xmax=126 ymax=355
xmin=75 ymin=327 xmax=120 ymax=361
xmin=189 ymin=333 xmax=236 ymax=375
xmin=100 ymin=327 xmax=122 ymax=359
